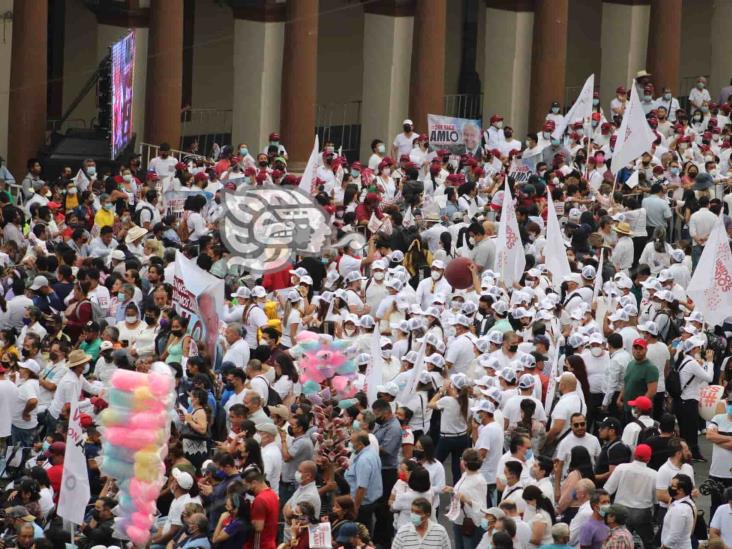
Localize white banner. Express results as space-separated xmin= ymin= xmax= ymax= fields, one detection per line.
xmin=544 ymin=192 xmax=571 ymax=288
xmin=493 ymin=179 xmax=525 ymax=288
xmin=57 ymin=393 xmax=91 ymax=525
xmin=687 ymin=216 xmax=732 ymax=327
xmin=552 ymin=74 xmax=595 ymax=140
xmin=611 ymin=80 xmax=656 ymax=173
xmin=299 ymin=135 xmax=320 ymax=195
xmin=427 ymin=114 xmax=482 ymax=156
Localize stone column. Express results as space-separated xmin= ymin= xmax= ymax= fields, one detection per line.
xmin=8 ymin=0 xmax=48 ymax=178
xmin=483 ymin=0 xmax=534 ymax=138
xmin=528 ymin=0 xmax=568 ymax=133
xmin=409 ymin=0 xmax=447 ymax=132
xmin=646 ymin=0 xmax=681 ymax=94
xmin=231 ymin=2 xmax=285 ymax=154
xmin=710 ymin=0 xmax=732 ymax=101
xmin=144 ymin=0 xmax=183 ymax=147
xmin=599 ymin=0 xmax=650 ymax=113
xmin=280 ymin=0 xmax=319 ymax=168
xmin=359 ymin=1 xmax=414 ymax=160
xmin=0 ymin=0 xmax=14 ymax=160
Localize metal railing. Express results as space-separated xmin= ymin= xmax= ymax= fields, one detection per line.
xmin=138 ymin=142 xmax=208 ymax=171
xmin=180 ymin=108 xmax=233 ymax=158
xmin=46 ymin=118 xmax=88 ymax=133
xmin=315 ymin=100 xmax=362 ymax=161
xmin=443 ymin=94 xmax=483 ymax=119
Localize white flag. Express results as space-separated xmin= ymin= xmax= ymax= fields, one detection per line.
xmin=543 ymin=319 xmax=563 ymax=412
xmin=544 ymin=192 xmax=571 ymax=289
xmin=74 ymin=169 xmax=90 ymax=193
xmin=624 ymin=170 xmax=640 ymax=189
xmin=493 ymin=179 xmax=525 ymax=287
xmin=552 ymin=74 xmax=595 ymax=140
xmin=57 ymin=392 xmax=91 ymax=525
xmin=396 ymin=344 xmax=426 ymax=405
xmin=687 ymin=216 xmax=732 ymax=327
xmin=298 ymin=135 xmax=320 ymax=195
xmin=593 ymin=248 xmax=604 ymax=301
xmin=365 ymin=331 xmax=384 ymax=405
xmin=403 ymin=206 xmax=415 ymax=229
xmin=610 ymin=81 xmax=656 ymax=173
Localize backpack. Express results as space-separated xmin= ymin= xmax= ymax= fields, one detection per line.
xmin=177 ymin=212 xmax=191 ymax=242
xmin=666 ymin=355 xmax=694 ymax=399
xmin=654 ymin=311 xmax=681 ymax=343
xmin=632 ymin=418 xmax=660 ymax=445
xmin=133 ymin=204 xmax=154 ymax=227
xmin=256 ymin=375 xmax=282 ymax=406
xmin=82 ymin=299 xmax=105 ymax=323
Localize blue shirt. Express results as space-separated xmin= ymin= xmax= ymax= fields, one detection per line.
xmin=345 ymin=447 xmax=383 ymax=505
xmin=372 ymin=416 xmax=402 ymax=469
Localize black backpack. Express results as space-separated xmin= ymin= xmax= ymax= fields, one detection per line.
xmin=666 ymin=355 xmax=694 ymax=399
xmin=256 ymin=375 xmax=282 ymax=406
xmin=632 ymin=418 xmax=660 ymax=445
xmin=133 ymin=204 xmax=154 ymax=227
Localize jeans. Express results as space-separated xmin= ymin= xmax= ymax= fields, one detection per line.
xmin=356 ymin=502 xmax=376 ymax=535
xmin=676 ymin=398 xmax=701 ymax=456
xmin=436 ymin=433 xmax=471 ymax=483
xmin=452 ymin=522 xmax=483 ymax=549
xmin=373 ymin=468 xmax=398 ymax=547
xmin=278 ymin=482 xmax=296 ymax=513
xmin=624 ymin=506 xmax=654 ymax=549
xmin=11 ymin=425 xmax=35 ymax=448
xmin=692 ymin=245 xmax=704 ymax=272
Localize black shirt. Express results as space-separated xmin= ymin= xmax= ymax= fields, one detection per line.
xmin=595 ymin=438 xmax=631 ymax=485
xmin=647 ymin=434 xmax=675 ymax=470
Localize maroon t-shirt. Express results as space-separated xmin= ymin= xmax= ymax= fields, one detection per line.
xmin=245 ymin=488 xmax=279 ymax=549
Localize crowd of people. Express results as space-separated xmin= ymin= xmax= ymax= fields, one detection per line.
xmin=1 ymin=70 xmax=732 ymax=549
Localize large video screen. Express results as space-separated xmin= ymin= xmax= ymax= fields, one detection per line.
xmin=111 ymin=31 xmax=135 ymax=159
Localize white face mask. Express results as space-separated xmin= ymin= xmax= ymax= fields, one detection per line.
xmin=68 ymin=188 xmax=77 ymax=195
xmin=125 ymin=315 xmax=137 ymax=324
xmin=590 ymin=347 xmax=604 ymax=357
xmin=373 ymin=271 xmax=385 ymax=281
xmin=431 ymin=271 xmax=442 ymax=281
xmin=295 ymin=470 xmax=303 ymax=484
xmin=495 ymin=121 xmax=503 ymax=129
xmin=468 ymin=237 xmax=476 ymax=246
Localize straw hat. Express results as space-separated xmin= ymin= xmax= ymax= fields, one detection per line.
xmin=613 ymin=221 xmax=631 ymax=235
xmin=67 ymin=349 xmax=92 ymax=369
xmin=125 ymin=225 xmax=148 ymax=244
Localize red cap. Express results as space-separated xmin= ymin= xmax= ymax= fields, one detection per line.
xmin=231 ymin=156 xmax=241 ymax=164
xmin=572 ymin=122 xmax=583 ymax=129
xmin=634 ymin=443 xmax=652 ymax=462
xmin=429 ymin=164 xmax=441 ymax=176
xmin=473 ymin=166 xmax=484 ymax=177
xmin=543 ymin=120 xmax=556 ymax=131
xmin=399 ymin=154 xmax=410 ymax=162
xmin=378 ymin=160 xmax=390 ymax=171
xmin=271 ymin=169 xmax=283 ymax=180
xmin=147 ymin=172 xmax=160 ymax=181
xmin=194 ymin=172 xmax=208 ymax=182
xmin=436 ymin=149 xmax=450 ymax=157
xmin=417 ymin=133 xmax=428 ymax=141
xmin=45 ymin=441 xmax=66 ymax=458
xmin=652 ymin=165 xmax=664 ymax=175
xmin=0 ymin=364 xmax=6 ymax=374
xmin=632 ymin=338 xmax=647 ymax=348
xmin=601 ymin=122 xmax=612 ymax=133
xmin=175 ymin=162 xmax=187 ymax=171
xmin=47 ymin=201 xmax=61 ymax=210
xmin=365 ymin=192 xmax=381 ymax=203
xmin=351 ymin=161 xmax=362 ymax=170
xmin=708 ymin=118 xmax=719 ymax=128
xmin=592 ymin=112 xmax=601 ymax=121
xmin=703 ymin=131 xmax=713 ymax=140
xmin=269 ymin=132 xmax=280 ymax=141
xmin=255 ymin=171 xmax=268 ymax=183
xmin=490 ymin=114 xmax=504 ymax=124
xmin=244 ymin=167 xmax=256 ymax=177
xmin=628 ymin=395 xmax=653 ymax=411
xmin=616 ymin=85 xmax=627 ymax=94
xmin=404 ymin=162 xmax=418 ymax=171
xmin=79 ymin=413 xmax=94 ymax=429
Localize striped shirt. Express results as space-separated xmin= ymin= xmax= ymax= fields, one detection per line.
xmin=392 ymin=521 xmax=451 ymax=549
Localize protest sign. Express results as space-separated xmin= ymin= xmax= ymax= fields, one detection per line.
xmin=428 ymin=114 xmax=482 ymax=156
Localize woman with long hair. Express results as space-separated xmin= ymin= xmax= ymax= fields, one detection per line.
xmin=212 ymin=491 xmax=251 ymax=549
xmin=522 ymin=484 xmax=556 ymax=548
xmin=506 ymin=398 xmax=546 ymax=455
xmin=390 ymin=463 xmax=434 ymax=529
xmin=239 ymin=437 xmax=264 ymax=474
xmin=556 ymin=446 xmax=595 ymax=521
xmin=328 ymin=495 xmax=373 ymax=547
xmin=178 ymin=388 xmax=211 ymax=472
xmin=565 ymin=355 xmax=591 ymax=403
xmin=413 ymin=435 xmax=445 ymax=512
xmin=428 ymin=374 xmax=472 ymax=483
xmin=273 ymin=354 xmax=300 ymax=402
xmin=446 ymin=449 xmax=487 ymax=549
xmin=287 ymin=501 xmax=320 ymax=549
xmin=63 ymin=281 xmax=93 ymax=344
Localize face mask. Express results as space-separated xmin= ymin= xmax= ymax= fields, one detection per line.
xmin=351 ymin=420 xmax=361 ymax=431
xmin=591 ymin=347 xmax=604 ymax=357
xmin=413 ymin=448 xmax=424 ymax=460
xmin=258 ymin=160 xmax=268 ymax=167
xmin=377 ymin=144 xmax=386 ymax=154
xmin=295 ymin=471 xmax=303 ymax=484
xmin=398 ymin=470 xmax=408 ymax=482
xmin=505 ymin=132 xmax=513 ymax=139
xmin=350 ymin=169 xmax=360 ymax=178
xmin=373 ymin=271 xmax=385 ymax=281
xmin=87 ymin=167 xmax=96 ymax=176
xmin=593 ymin=98 xmax=599 ymax=106
xmin=468 ymin=237 xmax=476 ymax=246
xmin=382 ymin=168 xmax=391 ymax=177
xmin=679 ymin=143 xmax=689 ymax=151
xmin=697 ymin=82 xmax=705 ymax=89
xmin=344 ymin=328 xmax=355 ymax=337
xmin=643 ymin=95 xmax=652 ymax=102
xmin=710 ymin=169 xmax=718 ymax=176
xmin=431 ymin=271 xmax=442 ymax=281
xmin=727 ymin=404 xmax=732 ymax=415
xmin=409 ymin=513 xmax=423 ymax=526
xmin=551 ymin=107 xmax=560 ymax=114
xmin=480 ymin=518 xmax=490 ymax=530
xmin=125 ymin=315 xmax=137 ymax=324
xmin=240 ymin=147 xmax=248 ymax=156
xmin=671 ymin=167 xmax=680 ymax=175
xmin=172 ymin=329 xmax=184 ymax=337
xmin=382 ymin=349 xmax=392 ymax=359
xmin=542 ymin=132 xmax=550 ymax=140
xmin=495 ymin=121 xmax=504 ymax=129
xmin=117 ymin=292 xmax=126 ymax=301
xmin=123 ymin=174 xmax=132 ymax=182
xmin=599 ymin=504 xmax=610 ymax=517
xmin=525 ymin=449 xmax=533 ymax=460
xmin=664 ymin=93 xmax=672 ymax=100
xmin=508 ymin=344 xmax=518 ymax=353
xmin=551 ymin=138 xmax=560 ymax=147
xmin=668 ymin=486 xmax=678 ymax=498
xmin=22 ymin=317 xmax=31 ymax=326
xmin=104 ymin=203 xmax=114 ymax=211
xmin=68 ymin=187 xmax=78 ymax=195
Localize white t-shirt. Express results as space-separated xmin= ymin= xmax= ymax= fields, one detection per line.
xmin=436 ymin=396 xmax=469 ymax=435
xmin=0 ymin=379 xmax=19 ymax=437
xmin=555 ymin=432 xmax=601 ymax=477
xmin=710 ymin=413 xmax=732 ymax=479
xmin=148 ymin=155 xmax=178 ymax=179
xmin=164 ymin=493 xmax=201 ymax=535
xmin=445 ymin=334 xmax=475 ymax=375
xmin=242 ymin=305 xmax=268 ymax=348
xmin=250 ymin=376 xmax=270 ymax=402
xmin=222 ymin=338 xmax=250 ymax=369
xmin=621 ymin=415 xmax=656 ymax=450
xmin=262 ymin=441 xmax=283 ymax=493
xmin=502 ymin=395 xmax=548 ymax=425
xmin=393 ymin=133 xmax=416 ymax=158
xmin=550 ymin=391 xmax=585 ymax=442
xmin=476 ymin=421 xmax=504 ymax=484
xmin=646 ymin=341 xmax=670 ymax=393
xmin=281 ymin=308 xmax=302 ymax=348
xmin=12 ymin=379 xmax=40 ymax=429
xmin=656 ymin=459 xmax=694 ymax=509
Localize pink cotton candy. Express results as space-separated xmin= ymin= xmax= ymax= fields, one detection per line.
xmin=126 ymin=524 xmax=151 ymax=545
xmin=130 ymin=511 xmax=154 ymax=530
xmin=105 ymin=427 xmax=162 ymax=449
xmin=331 ymin=375 xmax=349 ymax=393
xmin=148 ymin=372 xmax=174 ymax=397
xmin=111 ymin=369 xmax=149 ymax=391
xmin=129 ymin=412 xmax=167 ymax=430
xmin=130 ymin=478 xmax=159 ymax=501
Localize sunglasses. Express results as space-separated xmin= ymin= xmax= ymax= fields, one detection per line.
xmin=573 ymin=422 xmax=586 ymax=427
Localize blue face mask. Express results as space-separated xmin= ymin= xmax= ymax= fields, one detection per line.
xmin=671 ymin=167 xmax=680 ymax=176
xmin=551 ymin=138 xmax=560 ymax=147
xmin=351 ymin=170 xmax=359 ymax=178
xmin=352 ymin=420 xmax=361 ymax=431
xmin=480 ymin=518 xmax=490 ymax=530
xmin=727 ymin=404 xmax=732 ymax=415
xmin=104 ymin=203 xmax=114 ymax=211
xmin=87 ymin=166 xmax=96 ymax=176
xmin=240 ymin=147 xmax=248 ymax=156
xmin=117 ymin=292 xmax=125 ymax=301
xmin=409 ymin=513 xmax=423 ymax=526
xmin=525 ymin=449 xmax=533 ymax=460
xmin=42 ymin=440 xmax=50 ymax=452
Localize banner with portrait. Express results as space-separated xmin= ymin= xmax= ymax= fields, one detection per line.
xmin=427 ymin=114 xmax=482 ymax=156
xmin=162 ymin=189 xmax=214 ymax=219
xmin=172 ymin=251 xmax=225 ymax=363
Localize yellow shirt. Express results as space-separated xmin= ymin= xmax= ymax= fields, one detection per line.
xmin=94 ymin=208 xmax=115 ymax=228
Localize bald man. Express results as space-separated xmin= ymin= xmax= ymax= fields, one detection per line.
xmin=544 ymin=373 xmax=585 ymax=453
xmin=283 ymin=459 xmax=321 ymax=538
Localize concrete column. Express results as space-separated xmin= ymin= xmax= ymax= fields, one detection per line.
xmin=528 ymin=0 xmax=568 ymax=133
xmin=8 ymin=0 xmax=48 ymax=179
xmin=710 ymin=0 xmax=732 ymax=101
xmin=483 ymin=1 xmax=534 ymax=138
xmin=359 ymin=4 xmax=414 ymax=161
xmin=280 ymin=0 xmax=319 ymax=167
xmin=600 ymin=1 xmax=650 ymax=113
xmin=0 ymin=0 xmax=13 ymax=160
xmin=144 ymin=0 xmax=183 ymax=147
xmin=97 ymin=25 xmax=149 ymax=146
xmin=646 ymin=0 xmax=681 ymax=94
xmin=232 ymin=17 xmax=284 ymax=153
xmin=409 ymin=0 xmax=447 ymax=130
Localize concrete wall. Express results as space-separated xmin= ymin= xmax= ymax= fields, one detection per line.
xmin=0 ymin=0 xmax=12 ymax=160
xmin=445 ymin=0 xmax=464 ymax=98
xmin=191 ymin=0 xmax=233 ymax=111
xmin=62 ymin=0 xmax=98 ymax=129
xmin=681 ymin=0 xmax=711 ymax=94
xmin=316 ymin=0 xmax=364 ymax=117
